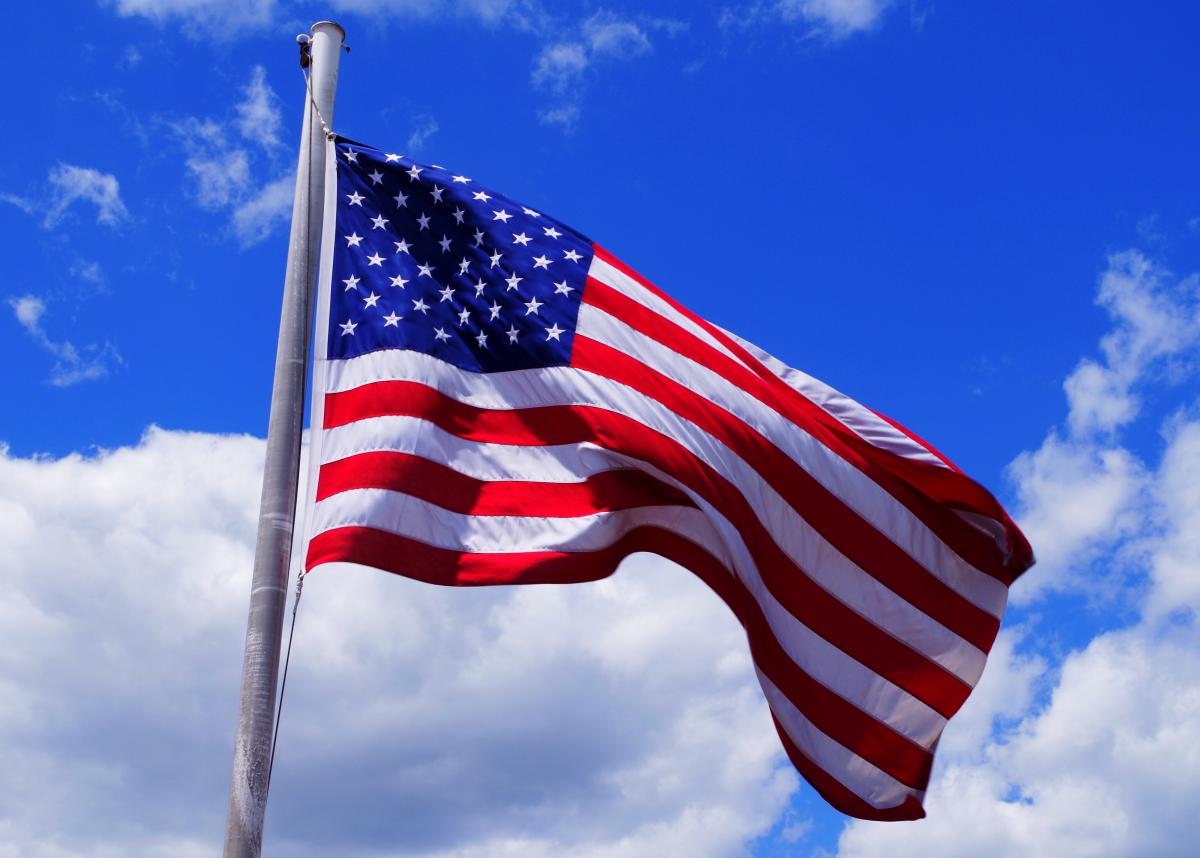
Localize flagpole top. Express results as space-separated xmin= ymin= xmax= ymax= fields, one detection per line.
xmin=311 ymin=20 xmax=345 ymax=41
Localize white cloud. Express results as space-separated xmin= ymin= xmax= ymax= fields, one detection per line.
xmin=1008 ymin=250 xmax=1200 ymax=600
xmin=407 ymin=115 xmax=440 ymax=153
xmin=777 ymin=0 xmax=892 ymax=36
xmin=236 ymin=65 xmax=283 ymax=150
xmin=232 ymin=172 xmax=294 ymax=247
xmin=532 ymin=41 xmax=590 ymax=94
xmin=835 ymin=621 xmax=1200 ymax=858
xmin=110 ymin=0 xmax=276 ymax=33
xmin=530 ymin=12 xmax=661 ymax=129
xmin=0 ymin=429 xmax=797 ymax=856
xmin=584 ymin=11 xmax=652 ymax=58
xmin=43 ymin=164 xmax=129 ymax=228
xmin=171 ymin=66 xmax=292 ymax=246
xmin=8 ymin=294 xmax=121 ymax=387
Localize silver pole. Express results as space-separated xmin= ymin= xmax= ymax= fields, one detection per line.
xmin=223 ymin=20 xmax=344 ymax=858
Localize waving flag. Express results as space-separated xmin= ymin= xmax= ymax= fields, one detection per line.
xmin=303 ymin=136 xmax=1034 ymax=821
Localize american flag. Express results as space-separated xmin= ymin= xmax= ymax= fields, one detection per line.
xmin=304 ymin=136 xmax=1034 ymax=820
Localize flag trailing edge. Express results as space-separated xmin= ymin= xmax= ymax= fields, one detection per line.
xmin=302 ymin=134 xmax=1035 ymax=822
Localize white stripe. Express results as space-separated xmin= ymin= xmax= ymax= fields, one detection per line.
xmin=587 ymin=255 xmax=754 ymax=371
xmin=758 ymin=669 xmax=921 ymax=810
xmin=313 ymin=490 xmax=704 ymax=554
xmin=322 ymin=416 xmax=622 ymax=483
xmin=725 ymin=328 xmax=950 ymax=469
xmin=320 ymin=350 xmax=986 ymax=684
xmin=577 ymin=302 xmax=1008 ymax=619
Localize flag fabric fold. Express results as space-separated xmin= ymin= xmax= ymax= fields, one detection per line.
xmin=303 ymin=136 xmax=1034 ymax=821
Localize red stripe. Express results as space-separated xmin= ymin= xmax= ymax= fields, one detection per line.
xmin=308 ymin=524 xmax=934 ymax=792
xmin=570 ymin=333 xmax=1000 ymax=653
xmin=317 ymin=451 xmax=695 ymax=515
xmin=321 ymin=381 xmax=975 ymax=717
xmin=592 ymin=245 xmax=1033 ymax=582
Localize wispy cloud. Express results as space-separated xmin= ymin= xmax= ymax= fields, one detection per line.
xmin=170 ymin=65 xmax=292 ymax=246
xmin=532 ymin=11 xmax=672 ymax=129
xmin=9 ymin=295 xmax=121 ymax=386
xmin=3 ymin=164 xmax=129 ymax=229
xmin=406 ymin=115 xmax=440 ymax=153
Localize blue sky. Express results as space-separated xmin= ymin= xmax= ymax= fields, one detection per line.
xmin=2 ymin=2 xmax=1199 ymax=857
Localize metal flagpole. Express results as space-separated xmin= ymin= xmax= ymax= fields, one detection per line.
xmin=223 ymin=20 xmax=344 ymax=858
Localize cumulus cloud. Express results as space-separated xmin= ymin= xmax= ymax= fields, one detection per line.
xmin=0 ymin=428 xmax=797 ymax=856
xmin=834 ymin=246 xmax=1200 ymax=857
xmin=1009 ymin=251 xmax=1200 ymax=600
xmin=8 ymin=294 xmax=121 ymax=386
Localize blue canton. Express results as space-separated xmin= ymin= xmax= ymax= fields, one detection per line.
xmin=328 ymin=138 xmax=593 ymax=372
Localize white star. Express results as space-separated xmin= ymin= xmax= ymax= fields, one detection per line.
xmin=543 ymin=226 xmax=562 ymax=239
xmin=553 ymin=280 xmax=574 ymax=296
xmin=433 ymin=326 xmax=451 ymax=342
xmin=488 ymin=301 xmax=502 ymax=320
xmin=458 ymin=307 xmax=471 ymax=326
xmin=363 ymin=292 xmax=380 ymax=308
xmin=522 ymin=207 xmax=541 ymax=218
xmin=512 ymin=232 xmax=532 ymax=246
xmin=345 ymin=232 xmax=363 ymax=247
xmin=439 ymin=285 xmax=455 ymax=302
xmin=438 ymin=235 xmax=452 ymax=253
xmin=367 ymin=252 xmax=385 ymax=267
xmin=346 ymin=191 xmax=364 ymax=206
xmin=417 ymin=261 xmax=434 ymax=278
xmin=407 ymin=164 xmax=423 ymax=181
xmin=545 ymin=322 xmax=565 ymax=341
xmin=368 ymin=170 xmax=384 ymax=185
xmin=505 ymin=273 xmax=523 ymax=291
xmin=452 ymin=174 xmax=470 ymax=183
xmin=452 ymin=207 xmax=465 ymax=224
xmin=394 ymin=189 xmax=409 ymax=208
xmin=524 ymin=296 xmax=543 ymax=315
xmin=489 ymin=249 xmax=504 ymax=268
xmin=473 ymin=278 xmax=487 ymax=297
xmin=506 ymin=325 xmax=520 ymax=343
xmin=339 ymin=319 xmax=357 ymax=335
xmin=476 ymin=330 xmax=488 ymax=348
xmin=412 ymin=297 xmax=430 ymax=314
xmin=492 ymin=209 xmax=512 ymax=223
xmin=371 ymin=213 xmax=388 ymax=230
xmin=430 ymin=186 xmax=445 ymax=203
xmin=473 ymin=229 xmax=486 ymax=246
xmin=383 ymin=310 xmax=402 ymax=326
xmin=458 ymin=257 xmax=471 ymax=275
xmin=564 ymin=248 xmax=583 ymax=262
xmin=342 ymin=275 xmax=360 ymax=291
xmin=384 ymin=153 xmax=402 ymax=162
xmin=394 ymin=239 xmax=411 ymax=255
xmin=342 ymin=149 xmax=358 ymax=163
xmin=532 ymin=254 xmax=552 ymax=269
xmin=472 ymin=190 xmax=491 ymax=202
xmin=389 ymin=274 xmax=409 ymax=288
xmin=417 ymin=212 xmax=431 ymax=230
